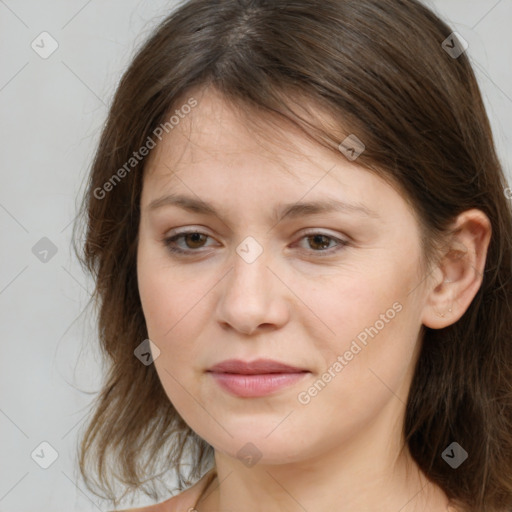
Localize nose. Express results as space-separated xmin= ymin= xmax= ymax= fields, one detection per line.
xmin=215 ymin=245 xmax=290 ymax=336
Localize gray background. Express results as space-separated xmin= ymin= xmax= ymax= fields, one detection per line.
xmin=0 ymin=1 xmax=511 ymax=511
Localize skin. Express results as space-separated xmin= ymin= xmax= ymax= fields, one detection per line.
xmin=136 ymin=85 xmax=491 ymax=512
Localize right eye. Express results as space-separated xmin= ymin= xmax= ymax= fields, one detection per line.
xmin=162 ymin=230 xmax=215 ymax=255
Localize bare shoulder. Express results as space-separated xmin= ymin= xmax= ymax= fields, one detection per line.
xmin=111 ymin=468 xmax=216 ymax=512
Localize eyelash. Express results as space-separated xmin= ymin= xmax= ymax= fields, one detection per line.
xmin=162 ymin=229 xmax=349 ymax=257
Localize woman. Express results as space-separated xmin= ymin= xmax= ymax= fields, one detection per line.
xmin=74 ymin=0 xmax=512 ymax=511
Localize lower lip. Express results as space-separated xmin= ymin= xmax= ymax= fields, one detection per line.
xmin=208 ymin=371 xmax=310 ymax=397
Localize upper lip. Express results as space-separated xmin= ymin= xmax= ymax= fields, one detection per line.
xmin=207 ymin=358 xmax=309 ymax=374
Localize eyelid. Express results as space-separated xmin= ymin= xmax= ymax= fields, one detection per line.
xmin=164 ymin=225 xmax=212 ymax=236
xmin=292 ymin=229 xmax=349 ymax=256
xmin=162 ymin=227 xmax=350 ymax=256
xmin=161 ymin=226 xmax=217 ymax=249
xmin=299 ymin=227 xmax=348 ymax=241
xmin=163 ymin=226 xmax=348 ymax=240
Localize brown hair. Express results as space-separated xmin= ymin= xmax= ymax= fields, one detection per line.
xmin=74 ymin=0 xmax=512 ymax=510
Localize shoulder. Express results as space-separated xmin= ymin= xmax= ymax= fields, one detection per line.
xmin=111 ymin=468 xmax=216 ymax=512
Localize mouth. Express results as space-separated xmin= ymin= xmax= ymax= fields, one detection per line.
xmin=207 ymin=358 xmax=309 ymax=374
xmin=206 ymin=358 xmax=311 ymax=397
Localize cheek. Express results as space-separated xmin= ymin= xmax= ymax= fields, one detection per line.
xmin=137 ymin=261 xmax=204 ymax=415
xmin=292 ymin=270 xmax=405 ymax=348
xmin=137 ymin=266 xmax=172 ymax=339
xmin=137 ymin=249 xmax=210 ymax=373
xmin=295 ymin=310 xmax=418 ymax=442
xmin=301 ymin=264 xmax=420 ymax=397
xmin=137 ymin=240 xmax=189 ymax=335
xmin=138 ymin=276 xmax=194 ymax=361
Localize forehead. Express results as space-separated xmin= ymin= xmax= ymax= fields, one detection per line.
xmin=139 ymin=87 xmax=415 ymax=230
xmin=144 ymin=87 xmax=368 ymax=185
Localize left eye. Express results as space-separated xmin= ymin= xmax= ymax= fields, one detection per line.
xmin=296 ymin=233 xmax=348 ymax=253
xmin=162 ymin=230 xmax=348 ymax=256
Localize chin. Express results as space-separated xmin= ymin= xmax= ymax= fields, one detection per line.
xmin=214 ymin=438 xmax=307 ymax=466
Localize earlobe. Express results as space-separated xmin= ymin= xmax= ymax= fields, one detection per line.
xmin=421 ymin=209 xmax=492 ymax=330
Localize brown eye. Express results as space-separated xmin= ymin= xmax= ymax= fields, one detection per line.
xmin=295 ymin=231 xmax=349 ymax=257
xmin=163 ymin=231 xmax=213 ymax=254
xmin=162 ymin=230 xmax=348 ymax=257
xmin=306 ymin=234 xmax=333 ymax=251
xmin=181 ymin=232 xmax=208 ymax=249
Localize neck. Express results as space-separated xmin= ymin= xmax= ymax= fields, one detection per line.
xmin=197 ymin=419 xmax=452 ymax=511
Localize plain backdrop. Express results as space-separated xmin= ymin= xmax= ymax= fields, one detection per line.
xmin=0 ymin=1 xmax=511 ymax=511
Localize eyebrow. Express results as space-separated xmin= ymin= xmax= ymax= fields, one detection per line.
xmin=146 ymin=193 xmax=380 ymax=222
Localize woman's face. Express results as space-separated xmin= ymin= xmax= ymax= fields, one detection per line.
xmin=137 ymin=88 xmax=431 ymax=466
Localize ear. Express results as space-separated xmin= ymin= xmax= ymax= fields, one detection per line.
xmin=421 ymin=209 xmax=492 ymax=329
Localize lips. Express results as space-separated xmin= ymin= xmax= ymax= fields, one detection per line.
xmin=207 ymin=358 xmax=309 ymax=375
xmin=207 ymin=358 xmax=310 ymax=398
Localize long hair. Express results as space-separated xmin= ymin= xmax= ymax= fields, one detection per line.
xmin=73 ymin=1 xmax=512 ymax=510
